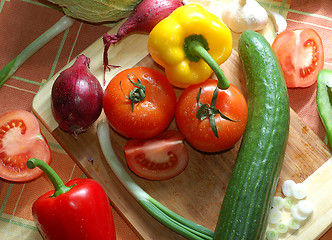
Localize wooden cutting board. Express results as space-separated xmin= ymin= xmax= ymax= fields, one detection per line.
xmin=32 ymin=8 xmax=332 ymax=240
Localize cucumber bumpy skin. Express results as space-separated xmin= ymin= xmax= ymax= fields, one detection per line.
xmin=213 ymin=30 xmax=290 ymax=240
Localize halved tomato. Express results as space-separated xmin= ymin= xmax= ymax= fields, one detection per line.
xmin=272 ymin=28 xmax=324 ymax=88
xmin=0 ymin=110 xmax=51 ymax=182
xmin=124 ymin=130 xmax=189 ymax=180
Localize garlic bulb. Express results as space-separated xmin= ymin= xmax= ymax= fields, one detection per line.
xmin=222 ymin=0 xmax=269 ymax=33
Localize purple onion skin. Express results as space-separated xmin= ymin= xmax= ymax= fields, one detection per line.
xmin=51 ymin=54 xmax=103 ymax=134
xmin=103 ymin=0 xmax=184 ymax=71
xmin=117 ymin=0 xmax=184 ymax=37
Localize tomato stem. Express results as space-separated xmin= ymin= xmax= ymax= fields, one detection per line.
xmin=196 ymin=87 xmax=238 ymax=138
xmin=121 ymin=73 xmax=146 ymax=112
xmin=184 ymin=34 xmax=230 ymax=90
xmin=27 ymin=158 xmax=74 ymax=197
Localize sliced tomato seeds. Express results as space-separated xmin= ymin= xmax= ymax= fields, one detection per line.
xmin=124 ymin=130 xmax=189 ymax=180
xmin=299 ymin=39 xmax=319 ymax=78
xmin=272 ymin=28 xmax=324 ymax=88
xmin=0 ymin=110 xmax=51 ymax=182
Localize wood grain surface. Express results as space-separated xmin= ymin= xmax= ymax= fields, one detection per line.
xmin=32 ymin=13 xmax=332 ymax=240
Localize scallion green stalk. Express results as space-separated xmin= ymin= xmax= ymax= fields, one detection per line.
xmin=97 ymin=120 xmax=214 ymax=240
xmin=0 ymin=15 xmax=75 ymax=88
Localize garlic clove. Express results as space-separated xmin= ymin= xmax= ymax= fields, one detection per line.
xmin=268 ymin=10 xmax=287 ymax=34
xmin=222 ymin=0 xmax=269 ymax=33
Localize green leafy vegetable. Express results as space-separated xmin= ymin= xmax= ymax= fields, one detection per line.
xmin=48 ymin=0 xmax=142 ymax=23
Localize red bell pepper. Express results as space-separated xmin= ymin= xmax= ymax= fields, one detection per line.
xmin=27 ymin=158 xmax=116 ymax=240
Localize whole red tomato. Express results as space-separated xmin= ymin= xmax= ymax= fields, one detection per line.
xmin=175 ymin=79 xmax=248 ymax=153
xmin=103 ymin=67 xmax=177 ymax=139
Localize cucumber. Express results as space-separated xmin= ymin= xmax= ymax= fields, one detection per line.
xmin=213 ymin=30 xmax=290 ymax=239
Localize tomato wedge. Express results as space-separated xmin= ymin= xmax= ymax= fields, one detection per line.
xmin=0 ymin=110 xmax=51 ymax=182
xmin=272 ymin=28 xmax=324 ymax=88
xmin=124 ymin=130 xmax=189 ymax=180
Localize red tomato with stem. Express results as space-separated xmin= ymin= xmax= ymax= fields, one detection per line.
xmin=0 ymin=110 xmax=51 ymax=182
xmin=103 ymin=67 xmax=177 ymax=139
xmin=272 ymin=28 xmax=324 ymax=88
xmin=124 ymin=130 xmax=189 ymax=180
xmin=175 ymin=79 xmax=248 ymax=153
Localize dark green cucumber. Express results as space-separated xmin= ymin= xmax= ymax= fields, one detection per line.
xmin=213 ymin=30 xmax=290 ymax=240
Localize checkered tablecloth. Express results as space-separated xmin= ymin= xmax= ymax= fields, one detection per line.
xmin=0 ymin=0 xmax=331 ymax=239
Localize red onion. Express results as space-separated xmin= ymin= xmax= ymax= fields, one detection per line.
xmin=103 ymin=0 xmax=184 ymax=72
xmin=51 ymin=54 xmax=103 ymax=134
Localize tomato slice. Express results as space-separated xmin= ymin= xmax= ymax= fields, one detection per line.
xmin=124 ymin=130 xmax=189 ymax=180
xmin=272 ymin=28 xmax=324 ymax=88
xmin=0 ymin=110 xmax=51 ymax=182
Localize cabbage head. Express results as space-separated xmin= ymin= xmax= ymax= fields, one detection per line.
xmin=48 ymin=0 xmax=143 ymax=23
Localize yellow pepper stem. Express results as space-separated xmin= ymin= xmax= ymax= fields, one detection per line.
xmin=184 ymin=34 xmax=230 ymax=89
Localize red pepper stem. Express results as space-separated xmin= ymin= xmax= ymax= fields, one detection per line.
xmin=27 ymin=158 xmax=73 ymax=197
xmin=185 ymin=34 xmax=230 ymax=90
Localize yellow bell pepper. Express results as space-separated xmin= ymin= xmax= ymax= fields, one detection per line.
xmin=148 ymin=4 xmax=232 ymax=89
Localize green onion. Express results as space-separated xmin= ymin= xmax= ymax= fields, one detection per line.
xmin=276 ymin=222 xmax=288 ymax=234
xmin=291 ymin=205 xmax=307 ymax=222
xmin=0 ymin=15 xmax=75 ymax=88
xmin=266 ymin=229 xmax=279 ymax=240
xmin=282 ymin=179 xmax=295 ymax=197
xmin=288 ymin=217 xmax=300 ymax=230
xmin=268 ymin=209 xmax=282 ymax=224
xmin=271 ymin=196 xmax=284 ymax=210
xmin=97 ymin=120 xmax=214 ymax=240
xmin=291 ymin=183 xmax=307 ymax=200
xmin=283 ymin=196 xmax=295 ymax=210
xmin=297 ymin=200 xmax=313 ymax=216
